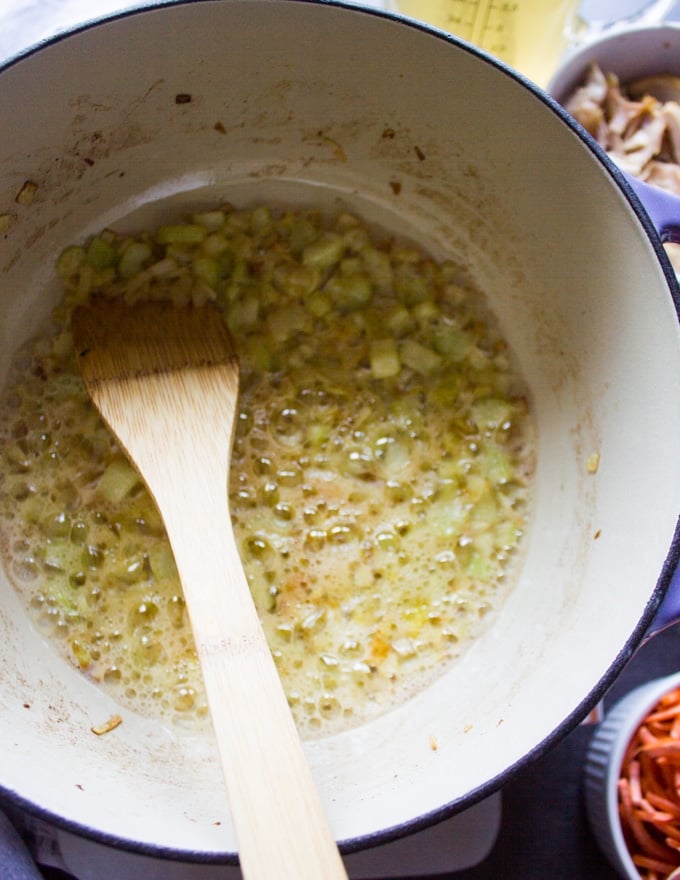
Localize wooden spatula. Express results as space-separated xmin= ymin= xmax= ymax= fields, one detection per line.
xmin=71 ymin=298 xmax=348 ymax=880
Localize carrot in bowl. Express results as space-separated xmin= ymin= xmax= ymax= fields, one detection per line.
xmin=618 ymin=688 xmax=680 ymax=879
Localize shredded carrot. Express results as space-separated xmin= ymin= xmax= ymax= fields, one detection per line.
xmin=633 ymin=854 xmax=678 ymax=875
xmin=648 ymin=707 xmax=680 ymax=724
xmin=647 ymin=794 xmax=680 ymax=818
xmin=670 ymin=714 xmax=680 ymax=739
xmin=618 ymin=689 xmax=680 ymax=879
xmin=631 ymin=760 xmax=644 ymax=804
xmin=641 ymin=742 xmax=680 ymax=761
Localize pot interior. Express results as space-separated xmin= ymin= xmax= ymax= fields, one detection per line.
xmin=1 ymin=0 xmax=680 ymax=857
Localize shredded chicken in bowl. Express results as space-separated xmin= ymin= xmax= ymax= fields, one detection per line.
xmin=566 ymin=65 xmax=680 ymax=191
xmin=566 ymin=65 xmax=680 ymax=275
xmin=566 ymin=65 xmax=680 ymax=272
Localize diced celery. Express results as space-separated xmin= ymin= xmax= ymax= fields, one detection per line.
xmin=70 ymin=521 xmax=88 ymax=545
xmin=71 ymin=639 xmax=92 ymax=669
xmin=387 ymin=306 xmax=413 ymax=337
xmin=302 ymin=233 xmax=345 ymax=269
xmin=288 ymin=217 xmax=320 ymax=253
xmin=465 ymin=549 xmax=493 ymax=579
xmin=412 ymin=300 xmax=439 ymax=324
xmin=227 ymin=294 xmax=259 ymax=331
xmin=306 ymin=291 xmax=332 ymax=317
xmin=494 ymin=519 xmax=522 ymax=551
xmin=388 ymin=394 xmax=424 ymax=431
xmin=167 ymin=594 xmax=186 ymax=628
xmin=370 ymin=338 xmax=401 ymax=379
xmin=114 ymin=554 xmax=147 ymax=585
xmin=301 ymin=606 xmax=326 ymax=631
xmin=467 ymin=346 xmax=492 ymax=371
xmin=126 ymin=497 xmax=165 ymax=536
xmin=437 ymin=457 xmax=467 ymax=481
xmin=394 ymin=265 xmax=431 ymax=305
xmin=399 ymin=339 xmax=442 ymax=373
xmin=433 ymin=325 xmax=472 ymax=362
xmin=85 ymin=236 xmax=117 ymax=270
xmin=15 ymin=180 xmax=38 ymax=205
xmin=429 ymin=496 xmax=468 ymax=536
xmin=215 ymin=248 xmax=235 ymax=280
xmin=339 ymin=256 xmax=362 ymax=275
xmin=381 ymin=438 xmax=410 ymax=474
xmin=306 ymin=422 xmax=331 ymax=447
xmin=384 ymin=479 xmax=413 ymax=503
xmin=229 ymin=258 xmax=250 ymax=285
xmin=250 ymin=206 xmax=272 ymax=233
xmin=92 ymin=267 xmax=116 ymax=290
xmin=42 ymin=512 xmax=71 ymax=539
xmin=192 ymin=209 xmax=225 ymax=231
xmin=192 ymin=255 xmax=220 ymax=289
xmin=5 ymin=443 xmax=30 ymax=471
xmin=56 ymin=245 xmax=86 ymax=280
xmin=470 ymin=492 xmax=498 ymax=529
xmin=225 ymin=210 xmax=250 ymax=233
xmin=392 ymin=637 xmax=417 ymax=659
xmin=166 ymin=242 xmax=196 ymax=264
xmin=341 ymin=224 xmax=370 ymax=253
xmin=471 ymin=397 xmax=514 ymax=429
xmin=465 ymin=474 xmax=489 ymax=503
xmin=425 ymin=376 xmax=461 ymax=408
xmin=201 ymin=232 xmax=229 ymax=256
xmin=274 ymin=263 xmax=322 ymax=298
xmin=442 ymin=281 xmax=468 ymax=304
xmin=149 ymin=256 xmax=178 ymax=277
xmin=118 ymin=241 xmax=152 ymax=280
xmin=362 ymin=247 xmax=393 ymax=292
xmin=478 ymin=446 xmax=513 ymax=485
xmin=21 ymin=497 xmax=43 ymax=524
xmin=244 ymin=336 xmax=275 ymax=372
xmin=291 ymin=264 xmax=323 ymax=297
xmin=74 ymin=264 xmax=94 ymax=299
xmin=156 ymin=224 xmax=207 ymax=246
xmin=96 ymin=458 xmax=141 ymax=505
xmin=325 ymin=272 xmax=373 ymax=311
xmin=266 ymin=305 xmax=311 ymax=340
xmin=335 ymin=212 xmax=361 ymax=231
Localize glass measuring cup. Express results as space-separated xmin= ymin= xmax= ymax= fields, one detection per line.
xmin=388 ymin=0 xmax=677 ymax=87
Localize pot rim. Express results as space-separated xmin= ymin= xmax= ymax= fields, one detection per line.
xmin=1 ymin=0 xmax=680 ymax=862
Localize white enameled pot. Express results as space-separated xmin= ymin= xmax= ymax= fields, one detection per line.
xmin=2 ymin=0 xmax=680 ymax=870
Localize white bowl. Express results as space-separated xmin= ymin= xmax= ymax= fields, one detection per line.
xmin=584 ymin=671 xmax=680 ymax=879
xmin=547 ymin=23 xmax=680 ymax=105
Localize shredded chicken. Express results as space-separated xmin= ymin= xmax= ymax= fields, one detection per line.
xmin=566 ymin=65 xmax=680 ymax=275
xmin=566 ymin=64 xmax=680 ymax=195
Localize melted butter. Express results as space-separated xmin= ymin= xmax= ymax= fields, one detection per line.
xmin=0 ymin=206 xmax=535 ymax=737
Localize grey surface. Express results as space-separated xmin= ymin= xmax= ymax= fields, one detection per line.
xmin=0 ymin=814 xmax=45 ymax=880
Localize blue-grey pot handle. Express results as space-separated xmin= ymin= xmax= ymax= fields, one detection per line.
xmin=625 ymin=173 xmax=680 ymax=245
xmin=622 ymin=173 xmax=680 ymax=639
xmin=649 ymin=567 xmax=680 ymax=639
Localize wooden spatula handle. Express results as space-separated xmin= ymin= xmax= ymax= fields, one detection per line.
xmin=88 ymin=365 xmax=348 ymax=880
xmin=163 ymin=479 xmax=347 ymax=879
